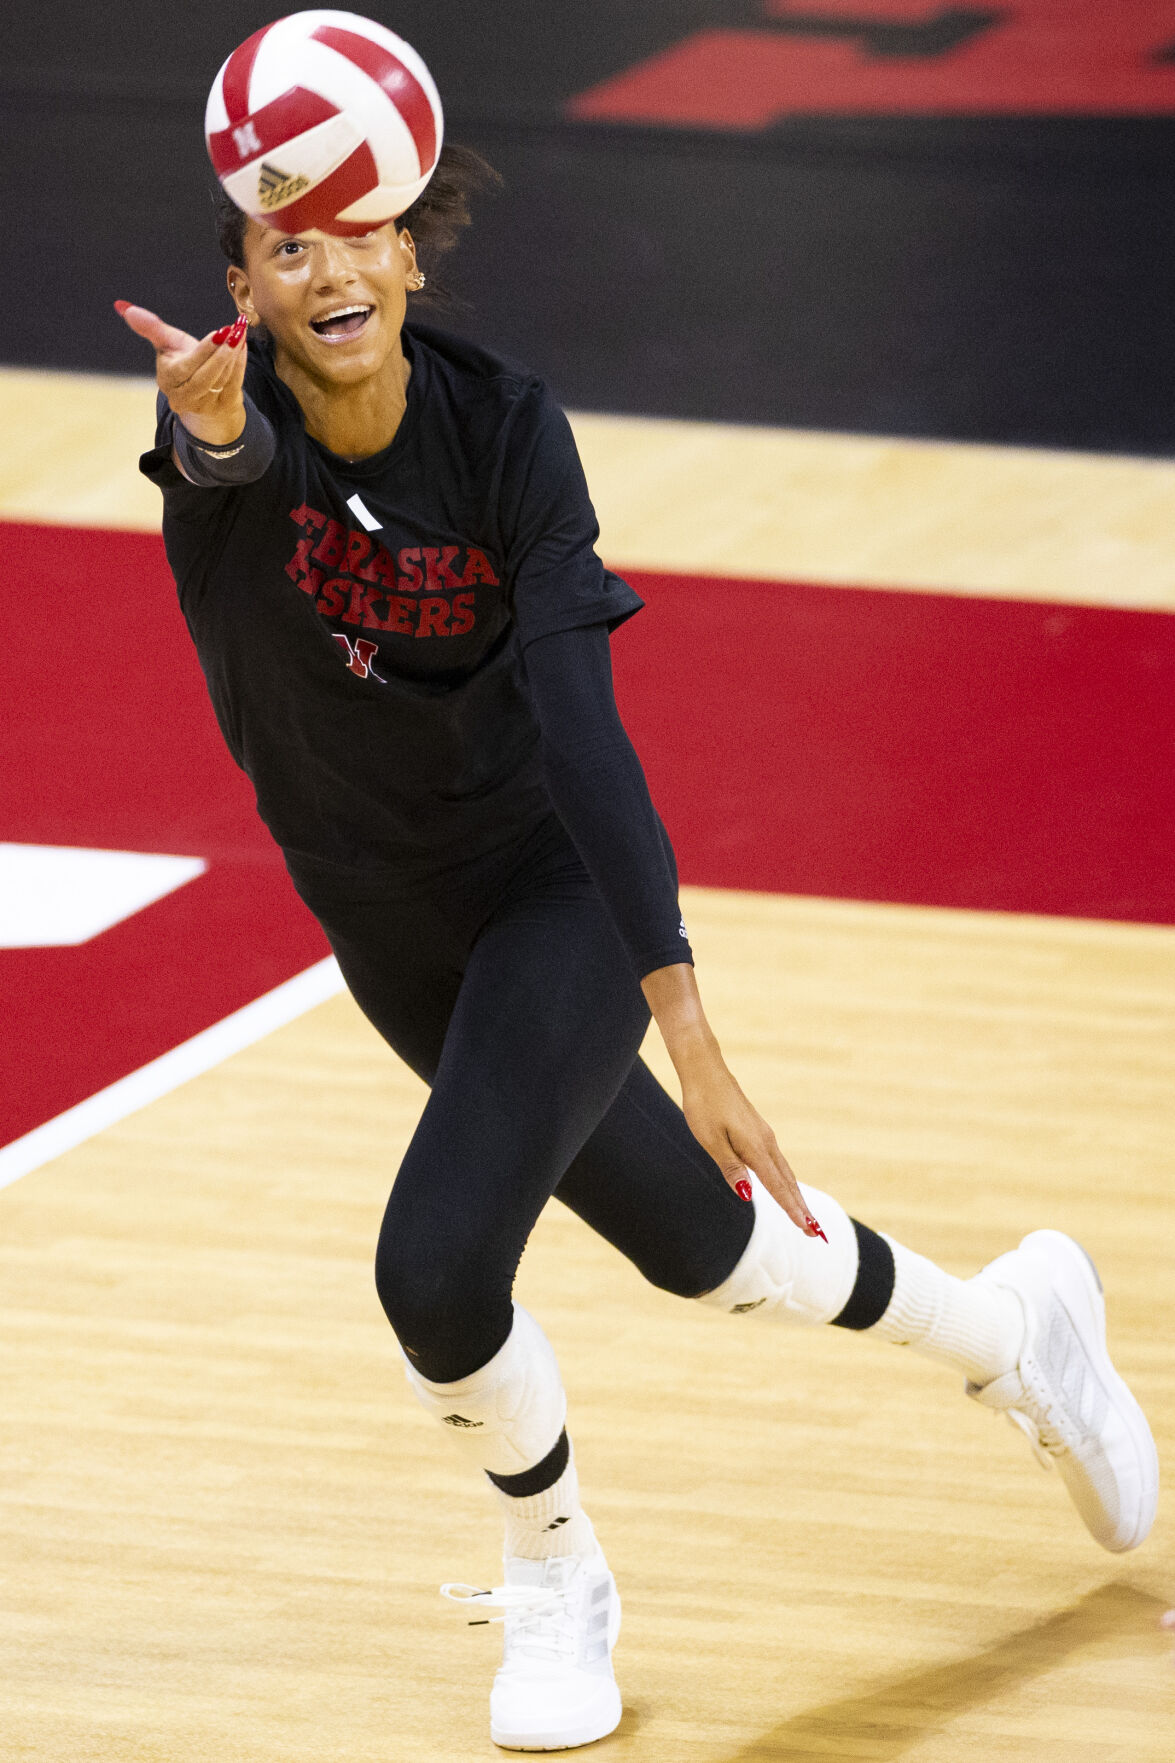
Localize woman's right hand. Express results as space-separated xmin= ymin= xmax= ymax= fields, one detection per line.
xmin=115 ymin=301 xmax=248 ymax=446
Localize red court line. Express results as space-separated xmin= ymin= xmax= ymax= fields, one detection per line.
xmin=2 ymin=521 xmax=1173 ymax=1154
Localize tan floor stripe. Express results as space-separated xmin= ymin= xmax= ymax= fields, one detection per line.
xmin=4 ymin=365 xmax=1175 ymax=610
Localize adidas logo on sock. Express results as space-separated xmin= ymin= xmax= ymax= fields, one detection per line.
xmin=731 ymin=1298 xmax=767 ymax=1313
xmin=545 ymin=1515 xmax=571 ymax=1531
xmin=442 ymin=1413 xmax=484 ymax=1428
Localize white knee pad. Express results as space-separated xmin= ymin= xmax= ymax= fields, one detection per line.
xmin=697 ymin=1173 xmax=859 ymax=1325
xmin=403 ymin=1304 xmax=567 ymax=1477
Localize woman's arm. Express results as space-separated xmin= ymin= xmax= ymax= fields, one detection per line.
xmin=524 ymin=623 xmax=820 ymax=1239
xmin=524 ymin=622 xmax=689 ymax=977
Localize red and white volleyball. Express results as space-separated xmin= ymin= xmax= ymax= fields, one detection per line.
xmin=205 ymin=11 xmax=443 ymax=235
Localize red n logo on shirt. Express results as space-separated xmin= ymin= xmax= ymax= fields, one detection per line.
xmin=333 ymin=634 xmax=385 ymax=680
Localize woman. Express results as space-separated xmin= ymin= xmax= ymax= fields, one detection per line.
xmin=121 ymin=146 xmax=1156 ymax=1753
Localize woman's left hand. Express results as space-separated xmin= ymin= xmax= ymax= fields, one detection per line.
xmin=640 ymin=962 xmax=823 ymax=1239
xmin=677 ymin=1043 xmax=819 ymax=1237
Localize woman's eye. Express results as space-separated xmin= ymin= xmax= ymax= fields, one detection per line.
xmin=277 ymin=240 xmax=304 ymax=257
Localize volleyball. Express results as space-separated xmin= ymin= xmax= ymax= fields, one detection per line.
xmin=205 ymin=10 xmax=443 ymax=236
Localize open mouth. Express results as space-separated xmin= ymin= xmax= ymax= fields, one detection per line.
xmin=309 ymin=304 xmax=373 ymax=341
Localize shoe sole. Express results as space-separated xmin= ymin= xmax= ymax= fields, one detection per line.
xmin=491 ymin=1683 xmax=622 ymax=1752
xmin=1018 ymin=1229 xmax=1159 ymax=1553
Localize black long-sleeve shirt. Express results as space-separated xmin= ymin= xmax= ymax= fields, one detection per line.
xmin=140 ymin=322 xmax=692 ymax=977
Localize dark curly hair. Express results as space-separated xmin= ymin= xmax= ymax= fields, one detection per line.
xmin=212 ymin=142 xmax=498 ymax=304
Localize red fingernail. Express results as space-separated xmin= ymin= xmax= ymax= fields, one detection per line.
xmin=114 ymin=300 xmax=131 ymax=316
xmin=806 ymin=1215 xmax=828 ymax=1242
xmin=211 ymin=327 xmax=230 ymax=345
xmin=735 ymin=1179 xmax=753 ymax=1202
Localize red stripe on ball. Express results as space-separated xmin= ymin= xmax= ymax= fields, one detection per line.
xmin=311 ymin=23 xmax=437 ymax=175
xmin=221 ymin=23 xmax=273 ymax=124
xmin=207 ymin=87 xmax=341 ymax=178
xmin=263 ymin=138 xmax=381 ymax=234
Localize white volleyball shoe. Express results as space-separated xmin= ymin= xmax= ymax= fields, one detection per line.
xmin=442 ymin=1547 xmax=622 ymax=1751
xmin=965 ymin=1229 xmax=1158 ymax=1552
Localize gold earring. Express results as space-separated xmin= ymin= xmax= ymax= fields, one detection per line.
xmin=409 ymin=271 xmax=426 ymax=291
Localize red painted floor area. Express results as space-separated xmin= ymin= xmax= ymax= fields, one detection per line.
xmin=614 ymin=569 xmax=1175 ymax=922
xmin=1 ymin=522 xmax=329 ymax=1149
xmin=3 ymin=520 xmax=1174 ymax=1150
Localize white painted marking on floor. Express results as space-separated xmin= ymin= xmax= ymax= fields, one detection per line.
xmin=0 ymin=843 xmax=207 ymax=948
xmin=346 ymin=493 xmax=381 ymax=531
xmin=0 ymin=957 xmax=344 ymax=1191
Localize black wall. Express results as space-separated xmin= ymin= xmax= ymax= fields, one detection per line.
xmin=6 ymin=2 xmax=1173 ymax=452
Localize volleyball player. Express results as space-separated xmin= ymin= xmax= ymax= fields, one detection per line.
xmin=120 ymin=147 xmax=1158 ymax=1752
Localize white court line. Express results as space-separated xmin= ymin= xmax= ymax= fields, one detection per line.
xmin=0 ymin=957 xmax=344 ymax=1192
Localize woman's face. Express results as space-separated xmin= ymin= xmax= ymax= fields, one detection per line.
xmin=230 ymin=219 xmax=418 ymax=384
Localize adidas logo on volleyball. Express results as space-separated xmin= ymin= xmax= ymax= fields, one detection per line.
xmin=442 ymin=1413 xmax=484 ymax=1428
xmin=257 ymin=161 xmax=310 ymax=210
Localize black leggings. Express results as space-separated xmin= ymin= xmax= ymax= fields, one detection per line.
xmin=287 ymin=816 xmax=753 ymax=1384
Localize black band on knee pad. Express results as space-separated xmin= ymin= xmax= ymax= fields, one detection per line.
xmin=830 ymin=1220 xmax=896 ymax=1331
xmin=486 ymin=1427 xmax=570 ymax=1498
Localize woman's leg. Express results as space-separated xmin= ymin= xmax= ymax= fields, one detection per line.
xmin=371 ymin=875 xmax=648 ymax=1749
xmin=560 ymin=1057 xmax=1156 ymax=1554
xmin=369 ymin=868 xmax=648 ymax=1535
xmin=290 ymin=843 xmax=648 ymax=1539
xmin=562 ymin=1052 xmax=1018 ymax=1356
xmin=289 ymin=852 xmax=641 ymax=1747
xmin=556 ymin=1056 xmax=754 ymax=1295
xmin=558 ymin=1057 xmax=886 ymax=1321
xmin=373 ymin=873 xmax=649 ymax=1384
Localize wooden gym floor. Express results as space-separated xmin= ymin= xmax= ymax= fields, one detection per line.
xmin=1 ymin=367 xmax=1172 ymax=1759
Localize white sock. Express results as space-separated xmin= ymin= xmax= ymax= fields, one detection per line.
xmin=870 ymin=1236 xmax=1025 ymax=1386
xmin=696 ymin=1175 xmax=1025 ymax=1389
xmin=491 ymin=1439 xmax=596 ymax=1561
xmin=402 ymin=1306 xmax=597 ymax=1560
